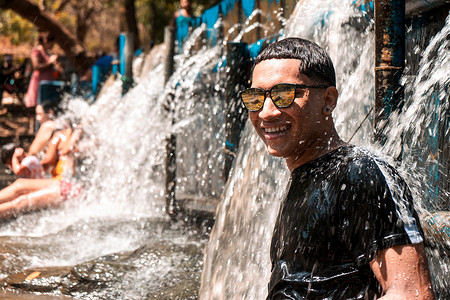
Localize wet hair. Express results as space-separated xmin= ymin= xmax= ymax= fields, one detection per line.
xmin=254 ymin=37 xmax=336 ymax=87
xmin=1 ymin=143 xmax=16 ymax=165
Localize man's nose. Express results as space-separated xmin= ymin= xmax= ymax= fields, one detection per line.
xmin=258 ymin=95 xmax=281 ymax=119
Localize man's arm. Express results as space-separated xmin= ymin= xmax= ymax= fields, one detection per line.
xmin=370 ymin=243 xmax=434 ymax=299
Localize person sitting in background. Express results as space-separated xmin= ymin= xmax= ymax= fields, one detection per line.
xmin=1 ymin=144 xmax=44 ymax=179
xmin=40 ymin=124 xmax=74 ymax=179
xmin=171 ymin=0 xmax=193 ymax=26
xmin=0 ymin=54 xmax=21 ymax=104
xmin=25 ymin=32 xmax=61 ymax=108
xmin=93 ymin=51 xmax=114 ymax=81
xmin=80 ymin=51 xmax=114 ymax=96
xmin=28 ymin=100 xmax=63 ymax=157
xmin=0 ymin=120 xmax=80 ymax=219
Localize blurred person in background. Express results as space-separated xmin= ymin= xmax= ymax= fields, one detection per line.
xmin=1 ymin=144 xmax=44 ymax=179
xmin=25 ymin=32 xmax=62 ymax=108
xmin=170 ymin=0 xmax=194 ymax=50
xmin=28 ymin=100 xmax=64 ymax=157
xmin=0 ymin=54 xmax=21 ymax=104
xmin=0 ymin=119 xmax=80 ymax=220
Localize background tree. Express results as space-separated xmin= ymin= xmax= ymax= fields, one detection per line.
xmin=0 ymin=0 xmax=95 ymax=74
xmin=37 ymin=0 xmax=118 ymax=50
xmin=122 ymin=0 xmax=140 ymax=48
xmin=136 ymin=0 xmax=220 ymax=45
xmin=0 ymin=0 xmax=222 ymax=70
xmin=0 ymin=10 xmax=36 ymax=46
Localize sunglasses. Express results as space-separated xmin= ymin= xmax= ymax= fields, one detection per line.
xmin=240 ymin=83 xmax=329 ymax=112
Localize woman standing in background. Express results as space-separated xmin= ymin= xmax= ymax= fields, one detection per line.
xmin=25 ymin=32 xmax=60 ymax=108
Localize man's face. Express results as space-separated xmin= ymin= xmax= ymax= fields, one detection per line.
xmin=249 ymin=58 xmax=327 ymax=160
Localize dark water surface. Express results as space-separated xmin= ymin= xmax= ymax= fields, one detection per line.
xmin=0 ymin=215 xmax=209 ymax=299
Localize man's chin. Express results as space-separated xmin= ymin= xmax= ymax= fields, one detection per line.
xmin=266 ymin=146 xmax=286 ymax=158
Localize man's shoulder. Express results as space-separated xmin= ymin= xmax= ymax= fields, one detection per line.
xmin=338 ymin=145 xmax=380 ymax=167
xmin=326 ymin=146 xmax=410 ymax=197
xmin=294 ymin=145 xmax=388 ymax=184
xmin=304 ymin=145 xmax=380 ymax=170
xmin=338 ymin=145 xmax=394 ymax=179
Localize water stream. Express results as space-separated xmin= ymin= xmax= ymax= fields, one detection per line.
xmin=200 ymin=1 xmax=449 ymax=299
xmin=0 ymin=32 xmax=219 ymax=298
xmin=0 ymin=0 xmax=448 ymax=299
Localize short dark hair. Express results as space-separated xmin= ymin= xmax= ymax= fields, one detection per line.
xmin=1 ymin=143 xmax=16 ymax=165
xmin=254 ymin=37 xmax=336 ymax=87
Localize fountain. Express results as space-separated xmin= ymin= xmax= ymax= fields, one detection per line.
xmin=0 ymin=32 xmax=219 ymax=298
xmin=200 ymin=1 xmax=449 ymax=299
xmin=0 ymin=0 xmax=447 ymax=299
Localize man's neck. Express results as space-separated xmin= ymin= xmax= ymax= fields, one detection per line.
xmin=285 ymin=131 xmax=345 ymax=171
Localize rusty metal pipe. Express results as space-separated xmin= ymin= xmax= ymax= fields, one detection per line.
xmin=374 ymin=0 xmax=405 ymax=142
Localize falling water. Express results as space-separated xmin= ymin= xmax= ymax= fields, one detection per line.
xmin=200 ymin=0 xmax=449 ymax=299
xmin=382 ymin=14 xmax=450 ymax=297
xmin=171 ymin=43 xmax=226 ymax=201
xmin=0 ymin=24 xmax=226 ymax=298
xmin=0 ymin=0 xmax=447 ymax=298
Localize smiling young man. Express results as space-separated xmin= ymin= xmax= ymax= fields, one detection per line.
xmin=241 ymin=38 xmax=434 ymax=299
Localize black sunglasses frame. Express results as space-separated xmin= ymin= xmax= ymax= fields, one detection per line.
xmin=240 ymin=83 xmax=330 ymax=112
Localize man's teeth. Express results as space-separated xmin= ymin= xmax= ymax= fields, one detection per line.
xmin=265 ymin=126 xmax=288 ymax=133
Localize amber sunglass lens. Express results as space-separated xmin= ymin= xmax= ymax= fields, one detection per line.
xmin=271 ymin=84 xmax=295 ymax=107
xmin=241 ymin=89 xmax=264 ymax=111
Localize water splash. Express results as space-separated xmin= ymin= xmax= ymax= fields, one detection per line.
xmin=381 ymin=14 xmax=450 ymax=297
xmin=0 ymin=31 xmax=216 ymax=297
xmin=169 ymin=41 xmax=226 ymax=200
xmin=200 ymin=123 xmax=288 ymax=299
xmin=0 ymin=1 xmax=447 ymax=298
xmin=231 ymin=9 xmax=283 ymax=43
xmin=383 ymin=14 xmax=449 ymax=209
xmin=200 ymin=0 xmax=449 ymax=299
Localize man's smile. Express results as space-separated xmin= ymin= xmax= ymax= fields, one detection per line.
xmin=261 ymin=123 xmax=292 ymax=140
xmin=264 ymin=125 xmax=289 ymax=133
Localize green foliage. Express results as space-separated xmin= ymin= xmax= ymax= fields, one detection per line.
xmin=0 ymin=10 xmax=36 ymax=45
xmin=0 ymin=0 xmax=222 ymax=52
xmin=135 ymin=0 xmax=175 ymax=44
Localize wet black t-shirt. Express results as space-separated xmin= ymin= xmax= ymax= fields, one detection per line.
xmin=267 ymin=146 xmax=424 ymax=300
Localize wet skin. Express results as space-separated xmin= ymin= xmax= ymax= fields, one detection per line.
xmin=250 ymin=59 xmax=434 ymax=299
xmin=249 ymin=58 xmax=341 ymax=170
xmin=35 ymin=104 xmax=51 ymax=123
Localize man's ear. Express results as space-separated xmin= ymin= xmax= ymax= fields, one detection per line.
xmin=322 ymin=86 xmax=338 ymax=115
